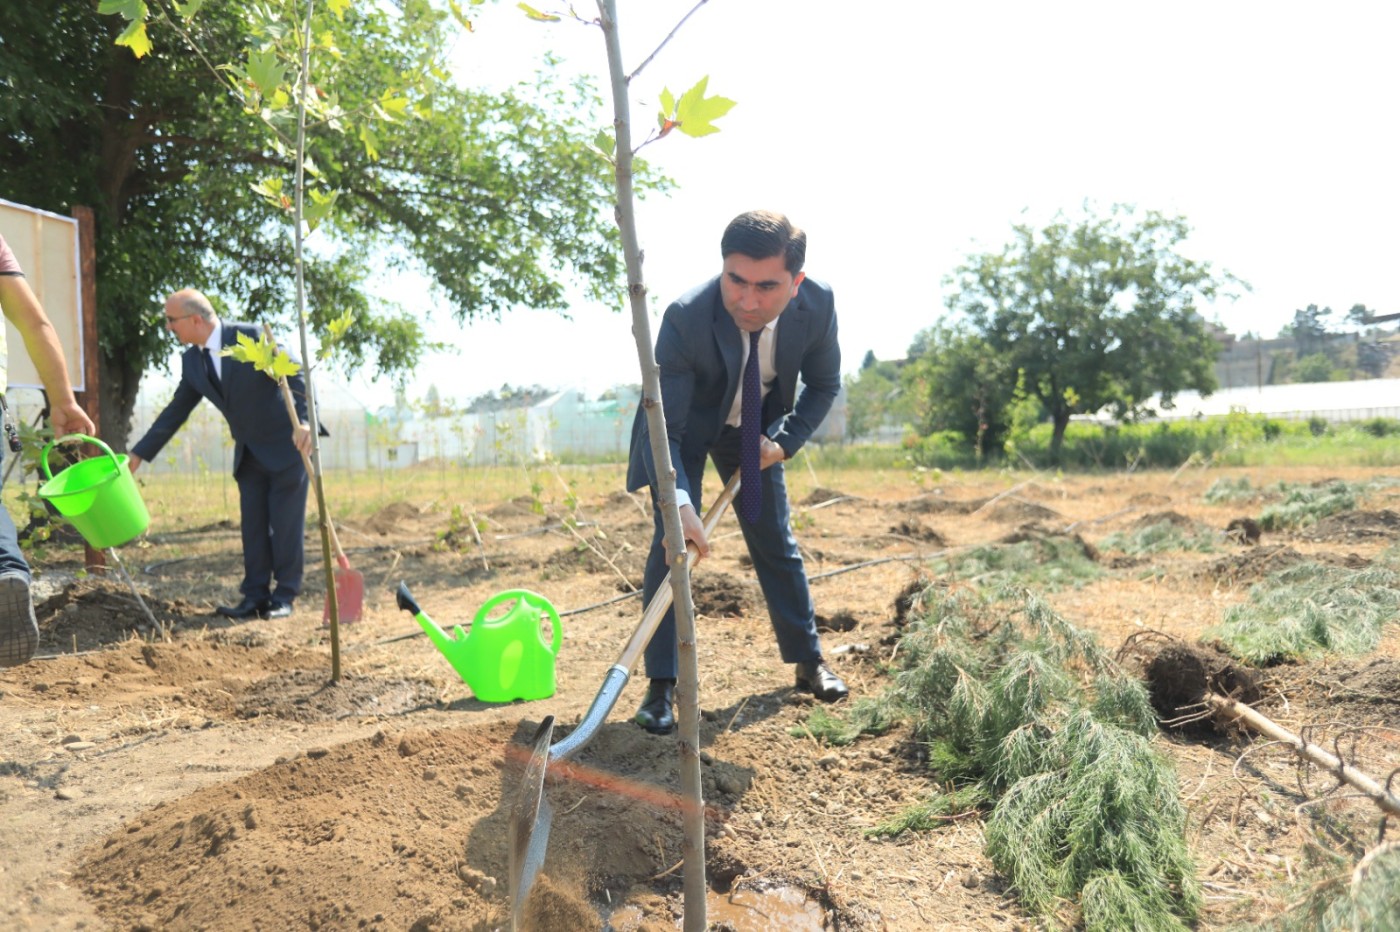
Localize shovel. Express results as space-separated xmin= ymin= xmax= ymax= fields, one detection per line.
xmin=273 ymin=362 xmax=364 ymax=624
xmin=508 ymin=473 xmax=740 ymax=928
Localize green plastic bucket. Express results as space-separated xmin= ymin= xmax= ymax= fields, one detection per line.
xmin=37 ymin=434 xmax=150 ymax=549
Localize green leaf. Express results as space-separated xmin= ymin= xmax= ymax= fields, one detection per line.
xmin=247 ymin=48 xmax=285 ymax=97
xmin=224 ymin=332 xmax=300 ymax=381
xmin=447 ymin=0 xmax=475 ymax=31
xmin=97 ymin=0 xmax=146 ymax=17
xmin=115 ymin=18 xmax=153 ymax=58
xmin=658 ymin=87 xmax=676 ymax=129
xmin=517 ymin=2 xmax=560 ymax=22
xmin=377 ymin=90 xmax=411 ymax=121
xmin=358 ymin=123 xmax=379 ymax=160
xmin=326 ymin=0 xmax=350 ymax=19
xmin=326 ymin=311 xmax=355 ymax=343
xmin=174 ymin=0 xmax=205 ymax=19
xmin=592 ymin=129 xmax=615 ymax=157
xmin=672 ymin=76 xmax=736 ymax=138
xmin=303 ymin=188 xmax=339 ymax=233
xmin=270 ymin=353 xmax=303 ymax=380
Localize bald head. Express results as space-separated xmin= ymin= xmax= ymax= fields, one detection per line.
xmin=164 ymin=288 xmax=218 ymax=345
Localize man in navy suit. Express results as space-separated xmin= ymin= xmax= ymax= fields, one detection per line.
xmin=626 ymin=210 xmax=848 ymax=735
xmin=129 ymin=289 xmax=313 ymax=620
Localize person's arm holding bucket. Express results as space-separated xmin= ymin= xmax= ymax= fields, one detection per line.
xmin=0 ymin=252 xmax=94 ymax=439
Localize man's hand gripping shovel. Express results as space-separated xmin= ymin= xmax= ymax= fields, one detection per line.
xmin=507 ymin=473 xmax=740 ymax=929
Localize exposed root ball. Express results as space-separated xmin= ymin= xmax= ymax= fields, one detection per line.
xmin=1145 ymin=643 xmax=1261 ymax=731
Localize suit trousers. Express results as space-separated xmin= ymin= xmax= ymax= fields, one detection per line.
xmin=642 ymin=426 xmax=822 ymax=680
xmin=234 ymin=449 xmax=309 ymax=602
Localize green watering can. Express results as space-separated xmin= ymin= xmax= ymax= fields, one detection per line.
xmin=396 ymin=583 xmax=561 ymax=703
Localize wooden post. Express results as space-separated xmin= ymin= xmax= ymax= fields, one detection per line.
xmin=71 ymin=206 xmax=105 ymax=573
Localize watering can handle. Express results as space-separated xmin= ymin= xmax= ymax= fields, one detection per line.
xmin=475 ymin=590 xmax=562 ymax=656
xmin=38 ymin=433 xmax=119 ymax=481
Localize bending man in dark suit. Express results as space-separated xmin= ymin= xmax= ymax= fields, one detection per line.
xmin=129 ymin=288 xmax=313 ymax=620
xmin=626 ymin=210 xmax=848 ymax=735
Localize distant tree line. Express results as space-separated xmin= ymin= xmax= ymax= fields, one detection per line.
xmin=844 ymin=205 xmax=1242 ymax=463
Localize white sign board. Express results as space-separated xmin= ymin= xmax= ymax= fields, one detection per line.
xmin=0 ymin=198 xmax=85 ymax=392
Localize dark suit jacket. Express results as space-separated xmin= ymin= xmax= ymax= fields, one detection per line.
xmin=626 ymin=275 xmax=841 ymax=499
xmin=132 ymin=322 xmax=311 ymax=475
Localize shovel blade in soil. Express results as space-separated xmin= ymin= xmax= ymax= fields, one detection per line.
xmin=509 ymin=715 xmax=555 ymax=930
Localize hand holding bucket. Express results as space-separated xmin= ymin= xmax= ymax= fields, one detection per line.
xmin=37 ymin=434 xmax=151 ymax=550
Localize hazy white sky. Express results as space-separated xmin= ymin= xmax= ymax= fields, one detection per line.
xmin=347 ymin=0 xmax=1400 ymax=410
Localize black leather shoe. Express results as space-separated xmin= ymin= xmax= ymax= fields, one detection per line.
xmin=263 ymin=600 xmax=293 ymax=620
xmin=216 ymin=597 xmax=267 ymax=619
xmin=634 ymin=679 xmax=676 ymax=734
xmin=795 ymin=659 xmax=848 ymax=702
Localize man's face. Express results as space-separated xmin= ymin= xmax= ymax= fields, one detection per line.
xmin=720 ymin=253 xmax=805 ymax=333
xmin=163 ymin=300 xmax=205 ymax=346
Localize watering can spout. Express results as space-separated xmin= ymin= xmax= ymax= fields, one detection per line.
xmin=396 ymin=581 xmax=469 ymax=657
xmin=395 ymin=582 xmax=421 ymax=615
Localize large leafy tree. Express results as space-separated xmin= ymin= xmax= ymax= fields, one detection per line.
xmin=0 ymin=1 xmax=650 ymax=446
xmin=941 ymin=205 xmax=1238 ymax=461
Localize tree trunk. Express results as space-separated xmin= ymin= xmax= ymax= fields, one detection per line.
xmin=597 ymin=3 xmax=707 ymax=928
xmin=99 ymin=346 xmax=143 ymax=452
xmin=1050 ymin=408 xmax=1070 ymax=463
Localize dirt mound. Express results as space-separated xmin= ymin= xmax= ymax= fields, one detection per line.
xmin=985 ymin=498 xmax=1061 ymax=522
xmin=74 ymin=722 xmax=534 ymax=931
xmin=1199 ymin=546 xmax=1371 ymax=583
xmin=800 ymin=487 xmax=850 ymax=506
xmin=904 ymin=494 xmax=988 ymax=515
xmin=1198 ymin=545 xmax=1308 ymax=583
xmin=1132 ymin=510 xmax=1198 ymax=530
xmin=690 ymin=572 xmax=754 ymax=617
xmin=889 ymin=519 xmax=947 ymax=545
xmin=230 ymin=669 xmax=442 ymax=722
xmin=36 ymin=579 xmax=197 ymax=652
xmin=361 ymin=501 xmax=429 ymax=536
xmin=1299 ymin=509 xmax=1400 ymax=542
xmin=1225 ymin=516 xmax=1262 ymax=544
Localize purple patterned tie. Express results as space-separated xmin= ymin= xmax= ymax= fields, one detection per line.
xmin=740 ymin=329 xmax=762 ymax=524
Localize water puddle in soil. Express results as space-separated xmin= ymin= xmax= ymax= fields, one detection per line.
xmin=606 ymin=885 xmax=826 ymax=931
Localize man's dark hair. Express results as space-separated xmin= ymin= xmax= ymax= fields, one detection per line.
xmin=720 ymin=210 xmax=806 ymax=275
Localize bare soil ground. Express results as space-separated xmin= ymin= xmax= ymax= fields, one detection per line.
xmin=2 ymin=464 xmax=1399 ymax=931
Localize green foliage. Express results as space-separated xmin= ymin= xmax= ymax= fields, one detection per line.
xmin=1258 ymin=480 xmax=1358 ymax=530
xmin=899 ymin=322 xmax=1014 ymax=458
xmin=1265 ymin=843 xmax=1400 ymax=931
xmin=789 ymin=699 xmax=897 ymax=747
xmin=2 ymin=2 xmax=653 ymax=443
xmin=985 ymin=712 xmax=1198 ymax=929
xmin=842 ymin=356 xmax=908 ymax=440
xmin=1359 ymin=417 xmax=1400 ymax=438
xmin=935 ymin=204 xmax=1240 ymax=461
xmin=931 ymin=536 xmax=1102 ymax=591
xmin=1210 ymin=561 xmax=1400 ymax=664
xmin=878 ymin=588 xmax=1196 ymax=929
xmin=1100 ymin=519 xmax=1218 ymax=555
xmin=1204 ymin=475 xmax=1259 ymax=503
xmin=868 ymin=783 xmax=990 ymax=836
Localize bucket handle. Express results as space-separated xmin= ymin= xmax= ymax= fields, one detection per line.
xmin=474 ymin=589 xmax=562 ymax=657
xmin=39 ymin=433 xmax=120 ymax=481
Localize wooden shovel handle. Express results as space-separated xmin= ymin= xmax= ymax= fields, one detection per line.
xmin=613 ymin=472 xmax=741 ymax=673
xmin=264 ymin=325 xmax=349 ymax=566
